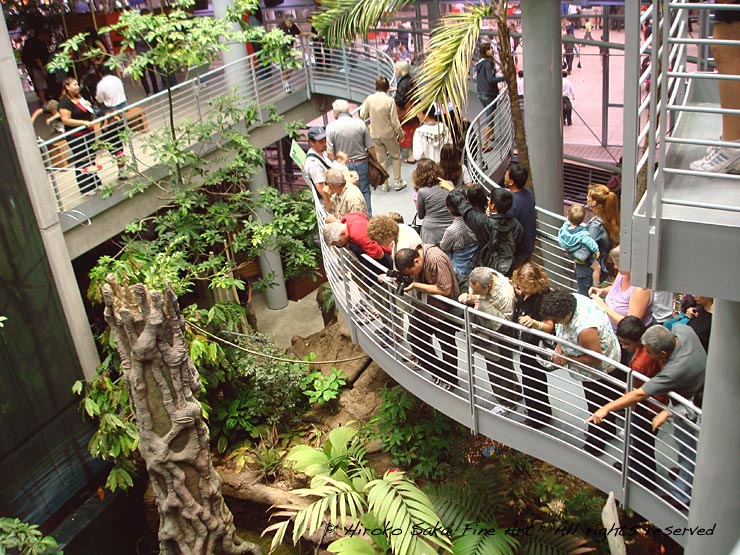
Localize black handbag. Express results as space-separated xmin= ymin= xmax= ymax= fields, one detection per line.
xmin=410 ymin=214 xmax=422 ymax=235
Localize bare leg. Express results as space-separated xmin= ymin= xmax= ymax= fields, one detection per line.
xmin=713 ymin=20 xmax=740 ymax=141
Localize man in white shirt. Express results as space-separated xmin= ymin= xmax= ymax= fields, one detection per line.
xmin=562 ymin=71 xmax=575 ymax=126
xmin=303 ymin=126 xmax=333 ymax=210
xmin=96 ymin=66 xmax=129 ymax=179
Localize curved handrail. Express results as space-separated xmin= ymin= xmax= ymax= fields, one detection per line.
xmin=316 ymin=188 xmax=699 ymax=542
xmin=463 ymin=93 xmax=578 ymax=292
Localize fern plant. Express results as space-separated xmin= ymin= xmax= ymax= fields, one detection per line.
xmin=263 ymin=426 xmax=453 ymax=555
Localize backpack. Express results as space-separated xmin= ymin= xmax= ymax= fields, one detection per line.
xmin=475 ymin=225 xmax=516 ymax=277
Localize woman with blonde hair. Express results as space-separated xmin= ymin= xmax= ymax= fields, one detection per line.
xmin=586 ymin=183 xmax=620 ymax=277
xmin=510 ymin=263 xmax=555 ymax=428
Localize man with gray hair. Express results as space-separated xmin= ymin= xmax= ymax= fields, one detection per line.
xmin=459 ymin=267 xmax=520 ymax=415
xmin=324 ymin=168 xmax=366 ymax=218
xmin=588 ymin=323 xmax=705 ymax=507
xmin=326 ymin=99 xmax=377 ymax=216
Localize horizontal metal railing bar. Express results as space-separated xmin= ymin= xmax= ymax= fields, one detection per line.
xmin=661 ymin=172 xmax=740 ymax=191
xmin=668 ymin=37 xmax=740 ymax=47
xmin=668 ymin=1 xmax=740 ymax=9
xmin=329 ymin=232 xmax=701 ymax=519
xmin=667 ymin=104 xmax=740 ymax=116
xmin=667 ymin=71 xmax=740 ymax=81
xmin=664 ymin=136 xmax=740 ymax=149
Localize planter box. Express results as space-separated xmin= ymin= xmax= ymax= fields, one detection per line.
xmin=286 ymin=270 xmax=327 ymax=302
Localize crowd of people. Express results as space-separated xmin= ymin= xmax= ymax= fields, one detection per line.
xmin=310 ymin=102 xmax=711 ymax=505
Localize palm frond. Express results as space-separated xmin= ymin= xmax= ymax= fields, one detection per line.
xmin=425 ymin=482 xmax=495 ymax=532
xmin=451 ymin=526 xmax=518 ymax=555
xmin=518 ymin=527 xmax=596 ymax=555
xmin=366 ymin=471 xmax=454 ymax=555
xmin=313 ymin=0 xmax=414 ymax=47
xmin=290 ymin=477 xmax=367 ymax=543
xmin=407 ymin=3 xmax=494 ymax=131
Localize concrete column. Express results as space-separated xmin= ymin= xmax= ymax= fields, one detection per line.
xmin=0 ymin=12 xmax=99 ymax=379
xmin=212 ymin=0 xmax=251 ymax=94
xmin=248 ymin=166 xmax=289 ymax=310
xmin=520 ymin=0 xmax=564 ymax=214
xmin=686 ymin=299 xmax=740 ymax=553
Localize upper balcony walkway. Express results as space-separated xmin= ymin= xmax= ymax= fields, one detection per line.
xmin=623 ymin=0 xmax=740 ymax=302
xmin=37 ymin=38 xmax=703 ymax=545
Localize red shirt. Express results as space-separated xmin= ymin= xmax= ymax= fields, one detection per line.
xmin=631 ymin=346 xmax=669 ymax=415
xmin=342 ymin=212 xmax=390 ymax=260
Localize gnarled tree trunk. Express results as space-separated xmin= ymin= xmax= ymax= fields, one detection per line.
xmin=103 ymin=276 xmax=262 ymax=555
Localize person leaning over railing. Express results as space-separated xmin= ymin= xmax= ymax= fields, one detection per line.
xmin=323 ymin=168 xmax=366 ymax=219
xmin=510 ymin=263 xmax=556 ymax=429
xmin=459 ymin=266 xmax=521 ymax=416
xmin=394 ymin=245 xmax=461 ymax=391
xmin=587 ymin=324 xmax=706 ymax=509
xmin=366 ymin=214 xmax=422 ymax=262
xmin=540 ymin=289 xmax=621 ymax=457
xmin=610 ymin=316 xmax=668 ymax=491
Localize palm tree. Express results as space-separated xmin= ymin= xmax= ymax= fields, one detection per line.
xmin=312 ymin=0 xmax=532 ymax=189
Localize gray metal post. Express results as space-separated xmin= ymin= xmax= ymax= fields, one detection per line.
xmin=621 ymin=0 xmax=641 ymax=273
xmin=520 ymin=0 xmax=563 ymax=214
xmin=212 ymin=0 xmax=250 ymax=94
xmin=601 ymin=15 xmax=611 ymax=147
xmin=0 ymin=9 xmax=100 ymax=378
xmin=247 ymin=166 xmax=289 ymax=310
xmin=686 ymin=299 xmax=740 ymax=554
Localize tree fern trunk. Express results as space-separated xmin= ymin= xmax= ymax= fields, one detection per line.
xmin=103 ymin=277 xmax=262 ymax=555
xmin=494 ymin=1 xmax=532 ymax=192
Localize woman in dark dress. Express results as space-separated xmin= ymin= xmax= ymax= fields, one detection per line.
xmin=511 ymin=262 xmax=555 ymax=428
xmin=394 ymin=60 xmax=418 ymax=163
xmin=57 ymin=76 xmax=102 ymax=196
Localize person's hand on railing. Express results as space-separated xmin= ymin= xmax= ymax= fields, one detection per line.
xmin=587 ymin=407 xmax=610 ymax=425
xmin=652 ymin=409 xmax=671 ymax=431
xmin=551 ymin=344 xmax=568 ymax=367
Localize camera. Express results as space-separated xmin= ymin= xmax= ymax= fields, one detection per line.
xmin=386 ymin=269 xmax=414 ymax=295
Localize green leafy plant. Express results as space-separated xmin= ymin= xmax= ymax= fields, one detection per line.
xmin=264 ymin=426 xmax=456 ymax=555
xmin=0 ymin=517 xmax=63 ymax=554
xmin=372 ymin=385 xmax=465 ymax=480
xmin=301 ymin=367 xmax=347 ymax=405
xmin=71 ymin=348 xmax=139 ymax=493
xmin=531 ymin=474 xmax=568 ymax=504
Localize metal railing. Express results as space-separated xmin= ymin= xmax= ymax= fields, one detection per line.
xmin=38 ymin=38 xmax=394 ymax=218
xmin=315 ymin=186 xmax=700 ymax=536
xmin=622 ymin=0 xmax=740 ymax=276
xmin=463 ymin=92 xmax=578 ymax=292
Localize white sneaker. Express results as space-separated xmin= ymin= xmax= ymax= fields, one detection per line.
xmin=394 ymin=181 xmax=407 ymax=191
xmin=689 ymin=141 xmax=740 ymax=173
xmin=491 ymin=405 xmax=510 ymax=417
xmin=381 ymin=183 xmax=390 ymax=192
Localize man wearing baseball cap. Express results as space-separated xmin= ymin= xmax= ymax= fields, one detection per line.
xmin=303 ymin=126 xmax=332 ymax=210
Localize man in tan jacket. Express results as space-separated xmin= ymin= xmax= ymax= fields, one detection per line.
xmin=360 ymin=77 xmax=406 ymax=192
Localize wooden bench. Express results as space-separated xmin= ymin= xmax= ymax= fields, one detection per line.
xmin=124 ymin=106 xmax=148 ymax=134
